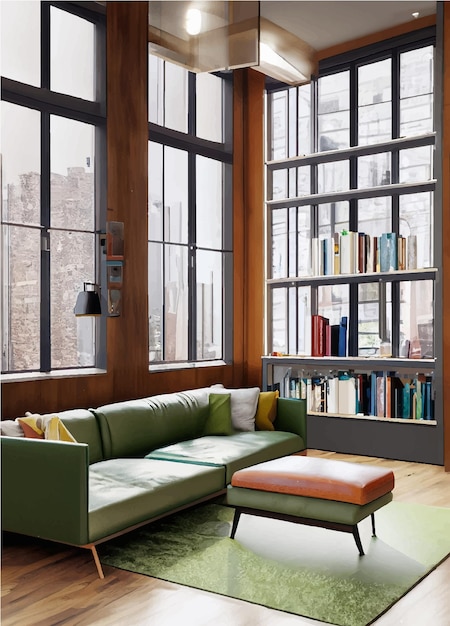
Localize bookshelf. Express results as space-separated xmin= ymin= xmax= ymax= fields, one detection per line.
xmin=262 ymin=353 xmax=441 ymax=464
xmin=263 ymin=250 xmax=441 ymax=463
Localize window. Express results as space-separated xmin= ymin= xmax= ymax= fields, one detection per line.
xmin=148 ymin=56 xmax=232 ymax=366
xmin=1 ymin=1 xmax=106 ymax=374
xmin=266 ymin=30 xmax=436 ymax=357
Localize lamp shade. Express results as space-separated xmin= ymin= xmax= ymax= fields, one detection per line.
xmin=74 ymin=283 xmax=102 ymax=317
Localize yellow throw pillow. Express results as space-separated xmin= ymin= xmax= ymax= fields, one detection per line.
xmin=17 ymin=414 xmax=77 ymax=442
xmin=255 ymin=390 xmax=279 ymax=431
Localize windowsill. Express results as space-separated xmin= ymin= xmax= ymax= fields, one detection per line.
xmin=1 ymin=368 xmax=107 ymax=383
xmin=149 ymin=359 xmax=228 ymax=372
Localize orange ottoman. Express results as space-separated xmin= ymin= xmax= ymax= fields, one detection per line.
xmin=226 ymin=456 xmax=395 ymax=555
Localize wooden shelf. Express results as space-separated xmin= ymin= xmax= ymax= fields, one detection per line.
xmin=308 ymin=411 xmax=437 ymax=425
xmin=267 ymin=267 xmax=437 ymax=288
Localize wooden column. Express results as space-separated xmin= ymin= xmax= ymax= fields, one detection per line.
xmin=106 ymin=2 xmax=149 ymax=400
xmin=242 ymin=69 xmax=265 ymax=386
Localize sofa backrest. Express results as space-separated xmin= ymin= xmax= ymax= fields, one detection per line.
xmin=59 ymin=409 xmax=104 ymax=464
xmin=91 ymin=388 xmax=210 ymax=459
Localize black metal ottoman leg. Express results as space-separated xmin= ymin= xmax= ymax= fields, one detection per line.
xmin=230 ymin=509 xmax=242 ymax=539
xmin=371 ymin=513 xmax=376 ymax=536
xmin=353 ymin=525 xmax=365 ymax=556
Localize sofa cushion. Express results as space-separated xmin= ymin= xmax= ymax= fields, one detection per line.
xmin=209 ymin=386 xmax=260 ymax=431
xmin=146 ymin=431 xmax=305 ymax=483
xmin=58 ymin=409 xmax=105 ymax=464
xmin=87 ymin=458 xmax=225 ymax=542
xmin=203 ymin=393 xmax=234 ymax=436
xmin=92 ymin=389 xmax=210 ymax=459
xmin=255 ymin=390 xmax=279 ymax=431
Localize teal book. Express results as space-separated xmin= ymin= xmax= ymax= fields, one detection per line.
xmin=380 ymin=232 xmax=397 ymax=272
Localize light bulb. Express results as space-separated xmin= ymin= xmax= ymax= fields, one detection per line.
xmin=186 ymin=8 xmax=202 ymax=35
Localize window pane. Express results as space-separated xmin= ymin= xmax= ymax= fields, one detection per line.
xmin=50 ymin=6 xmax=95 ymax=101
xmin=318 ymin=284 xmax=349 ymax=326
xmin=50 ymin=116 xmax=95 ymax=231
xmin=399 ymin=192 xmax=433 ymax=269
xmin=164 ymin=147 xmax=188 ymax=244
xmin=50 ymin=230 xmax=95 ymax=368
xmin=1 ymin=1 xmax=40 ymax=86
xmin=1 ymin=225 xmax=40 ymax=371
xmin=148 ymin=54 xmax=164 ymax=124
xmin=196 ymin=73 xmax=222 ymax=142
xmin=272 ymin=208 xmax=287 ymax=279
xmin=164 ymin=63 xmax=188 ymax=133
xmin=196 ymin=157 xmax=222 ymax=249
xmin=1 ymin=103 xmax=41 ymax=226
xmin=271 ymin=288 xmax=287 ymax=354
xmin=358 ymin=282 xmax=391 ymax=356
xmin=400 ymin=46 xmax=434 ymax=136
xmin=148 ymin=142 xmax=163 ymax=241
xmin=298 ymin=84 xmax=311 ymax=155
xmin=400 ymin=280 xmax=434 ymax=358
xmin=318 ymin=161 xmax=349 ymax=193
xmin=358 ymin=197 xmax=391 ymax=238
xmin=149 ymin=242 xmax=163 ymax=362
xmin=165 ymin=244 xmax=188 ymax=361
xmin=399 ymin=146 xmax=433 ymax=183
xmin=271 ymin=169 xmax=288 ymax=200
xmin=358 ymin=153 xmax=391 ymax=188
xmin=270 ymin=91 xmax=288 ymax=160
xmin=358 ymin=59 xmax=391 ymax=144
xmin=318 ymin=71 xmax=350 ymax=150
xmin=197 ymin=250 xmax=222 ymax=360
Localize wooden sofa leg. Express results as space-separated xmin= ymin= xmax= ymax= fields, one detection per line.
xmin=89 ymin=544 xmax=105 ymax=579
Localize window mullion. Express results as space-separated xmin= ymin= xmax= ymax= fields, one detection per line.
xmin=40 ymin=111 xmax=51 ymax=372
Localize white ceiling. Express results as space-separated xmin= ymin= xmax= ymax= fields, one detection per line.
xmin=260 ymin=1 xmax=436 ymax=51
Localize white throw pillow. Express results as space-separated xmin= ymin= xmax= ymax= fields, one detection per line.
xmin=209 ymin=385 xmax=260 ymax=431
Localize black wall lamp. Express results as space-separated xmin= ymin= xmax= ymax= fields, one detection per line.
xmin=74 ymin=282 xmax=102 ymax=317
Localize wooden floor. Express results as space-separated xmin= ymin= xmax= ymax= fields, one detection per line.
xmin=2 ymin=450 xmax=450 ymax=626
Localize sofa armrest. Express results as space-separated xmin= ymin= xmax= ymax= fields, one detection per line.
xmin=1 ymin=437 xmax=90 ymax=546
xmin=274 ymin=397 xmax=307 ymax=445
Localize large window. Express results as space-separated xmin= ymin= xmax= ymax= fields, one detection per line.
xmin=266 ymin=30 xmax=436 ymax=357
xmin=1 ymin=1 xmax=106 ymax=374
xmin=148 ymin=56 xmax=232 ymax=366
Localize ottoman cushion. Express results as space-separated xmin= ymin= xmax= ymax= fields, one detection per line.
xmin=230 ymin=456 xmax=394 ymax=505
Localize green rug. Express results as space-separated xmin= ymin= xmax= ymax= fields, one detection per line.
xmin=99 ymin=501 xmax=450 ymax=626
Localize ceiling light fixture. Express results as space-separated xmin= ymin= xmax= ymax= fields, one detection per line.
xmin=186 ymin=8 xmax=202 ymax=35
xmin=149 ymin=1 xmax=316 ymax=86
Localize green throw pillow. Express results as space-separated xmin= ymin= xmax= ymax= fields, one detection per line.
xmin=204 ymin=393 xmax=234 ymax=436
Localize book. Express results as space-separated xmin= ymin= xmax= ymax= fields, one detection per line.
xmin=407 ymin=235 xmax=417 ymax=270
xmin=333 ymin=232 xmax=340 ymax=274
xmin=311 ymin=314 xmax=328 ymax=356
xmin=340 ymin=230 xmax=352 ymax=274
xmin=338 ymin=316 xmax=348 ymax=357
xmin=338 ymin=374 xmax=356 ymax=415
xmin=326 ymin=377 xmax=339 ymax=414
xmin=380 ymin=232 xmax=397 ymax=272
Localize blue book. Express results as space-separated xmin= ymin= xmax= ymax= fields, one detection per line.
xmin=424 ymin=380 xmax=432 ymax=420
xmin=338 ymin=316 xmax=348 ymax=356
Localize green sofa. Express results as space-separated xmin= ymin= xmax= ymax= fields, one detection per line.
xmin=1 ymin=387 xmax=306 ymax=577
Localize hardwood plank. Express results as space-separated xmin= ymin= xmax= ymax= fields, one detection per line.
xmin=2 ymin=451 xmax=449 ymax=626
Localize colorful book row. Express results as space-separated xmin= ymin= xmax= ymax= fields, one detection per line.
xmin=283 ymin=372 xmax=434 ymax=420
xmin=311 ymin=232 xmax=418 ymax=276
